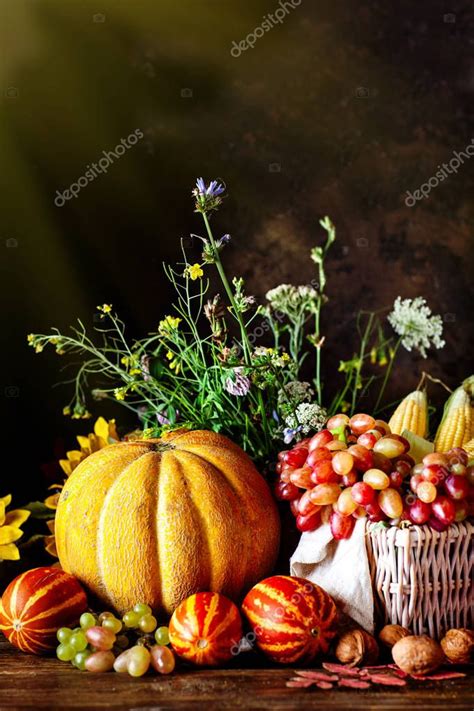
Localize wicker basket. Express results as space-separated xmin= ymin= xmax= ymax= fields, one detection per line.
xmin=366 ymin=520 xmax=473 ymax=639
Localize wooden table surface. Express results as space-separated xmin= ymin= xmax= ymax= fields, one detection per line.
xmin=0 ymin=637 xmax=473 ymax=711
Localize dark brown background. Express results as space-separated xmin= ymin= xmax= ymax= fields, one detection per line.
xmin=1 ymin=0 xmax=473 ymax=505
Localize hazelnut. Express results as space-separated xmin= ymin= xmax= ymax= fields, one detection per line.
xmin=392 ymin=635 xmax=445 ymax=675
xmin=440 ymin=628 xmax=474 ymax=664
xmin=379 ymin=624 xmax=410 ymax=649
xmin=335 ymin=629 xmax=379 ymax=667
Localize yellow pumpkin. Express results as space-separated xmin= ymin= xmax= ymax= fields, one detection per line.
xmin=55 ymin=429 xmax=280 ymax=615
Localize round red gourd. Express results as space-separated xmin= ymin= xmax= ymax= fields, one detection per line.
xmin=0 ymin=567 xmax=87 ymax=654
xmin=241 ymin=575 xmax=337 ymax=664
xmin=169 ymin=592 xmax=242 ymax=666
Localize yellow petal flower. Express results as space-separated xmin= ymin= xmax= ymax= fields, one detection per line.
xmin=0 ymin=543 xmax=20 ymax=561
xmin=0 ymin=526 xmax=23 ymax=545
xmin=4 ymin=509 xmax=30 ymax=528
xmin=185 ymin=263 xmax=204 ymax=280
xmin=44 ymin=493 xmax=61 ymax=510
xmin=94 ymin=416 xmax=110 ymax=441
xmin=0 ymin=494 xmax=13 ymax=508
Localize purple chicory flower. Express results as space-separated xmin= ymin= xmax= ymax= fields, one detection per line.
xmin=192 ymin=178 xmax=226 ymax=213
xmin=194 ymin=178 xmax=225 ymax=199
xmin=224 ymin=368 xmax=251 ymax=397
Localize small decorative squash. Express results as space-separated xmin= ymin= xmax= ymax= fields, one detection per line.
xmin=169 ymin=592 xmax=242 ymax=666
xmin=242 ymin=575 xmax=338 ymax=664
xmin=0 ymin=567 xmax=87 ymax=654
xmin=55 ymin=430 xmax=280 ymax=615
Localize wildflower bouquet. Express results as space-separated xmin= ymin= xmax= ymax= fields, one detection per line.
xmin=28 ymin=179 xmax=446 ymax=466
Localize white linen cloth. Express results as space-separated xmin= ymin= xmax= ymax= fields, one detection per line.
xmin=290 ymin=516 xmax=375 ymax=633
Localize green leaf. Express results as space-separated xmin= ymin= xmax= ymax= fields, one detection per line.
xmin=23 ymin=502 xmax=54 ymax=520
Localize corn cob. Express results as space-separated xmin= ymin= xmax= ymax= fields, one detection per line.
xmin=463 ymin=437 xmax=474 ymax=458
xmin=434 ymin=386 xmax=472 ymax=452
xmin=388 ymin=390 xmax=428 ymax=438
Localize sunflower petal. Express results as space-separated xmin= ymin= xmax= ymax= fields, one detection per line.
xmin=59 ymin=459 xmax=73 ymax=476
xmin=0 ymin=526 xmax=23 ymax=544
xmin=76 ymin=435 xmax=92 ymax=451
xmin=94 ymin=416 xmax=109 ymax=441
xmin=0 ymin=502 xmax=5 ymax=527
xmin=4 ymin=509 xmax=30 ymax=528
xmin=46 ymin=519 xmax=55 ymax=534
xmin=44 ymin=494 xmax=60 ymax=510
xmin=0 ymin=494 xmax=12 ymax=509
xmin=0 ymin=543 xmax=20 ymax=560
xmin=45 ymin=535 xmax=58 ymax=557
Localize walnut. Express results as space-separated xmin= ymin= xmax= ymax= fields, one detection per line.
xmin=335 ymin=629 xmax=379 ymax=667
xmin=392 ymin=635 xmax=445 ymax=675
xmin=440 ymin=628 xmax=474 ymax=664
xmin=379 ymin=624 xmax=411 ymax=649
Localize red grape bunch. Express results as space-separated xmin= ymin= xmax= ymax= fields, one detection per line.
xmin=274 ymin=413 xmax=473 ymax=540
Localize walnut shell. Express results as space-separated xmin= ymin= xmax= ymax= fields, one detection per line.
xmin=379 ymin=624 xmax=411 ymax=649
xmin=392 ymin=635 xmax=445 ymax=675
xmin=440 ymin=628 xmax=474 ymax=664
xmin=335 ymin=629 xmax=379 ymax=667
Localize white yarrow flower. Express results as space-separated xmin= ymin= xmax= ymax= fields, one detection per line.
xmin=388 ymin=297 xmax=445 ymax=358
xmin=285 ymin=403 xmax=328 ymax=436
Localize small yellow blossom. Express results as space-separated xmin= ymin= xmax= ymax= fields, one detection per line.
xmin=159 ymin=315 xmax=182 ymax=334
xmin=166 ymin=351 xmax=181 ymax=373
xmin=97 ymin=304 xmax=112 ymax=314
xmin=130 ymin=368 xmax=141 ymax=376
xmin=121 ymin=356 xmax=130 ymax=366
xmin=35 ymin=344 xmax=44 ymax=353
xmin=62 ymin=406 xmax=71 ymax=416
xmin=370 ymin=347 xmax=377 ymax=365
xmin=27 ymin=334 xmax=35 ymax=344
xmin=0 ymin=495 xmax=30 ymax=561
xmin=378 ymin=354 xmax=388 ymax=367
xmin=114 ymin=387 xmax=127 ymax=401
xmin=184 ymin=263 xmax=204 ymax=280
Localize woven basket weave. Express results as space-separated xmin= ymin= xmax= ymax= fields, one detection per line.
xmin=366 ymin=520 xmax=473 ymax=639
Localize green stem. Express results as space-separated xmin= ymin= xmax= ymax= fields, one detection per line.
xmin=202 ymin=213 xmax=252 ymax=364
xmin=314 ymin=303 xmax=322 ymax=405
xmin=374 ymin=338 xmax=401 ymax=413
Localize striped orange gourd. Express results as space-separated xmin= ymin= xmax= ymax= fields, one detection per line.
xmin=55 ymin=430 xmax=280 ymax=616
xmin=242 ymin=575 xmax=337 ymax=664
xmin=0 ymin=567 xmax=87 ymax=654
xmin=169 ymin=592 xmax=242 ymax=666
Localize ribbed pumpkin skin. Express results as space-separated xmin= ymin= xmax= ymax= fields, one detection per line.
xmin=55 ymin=430 xmax=280 ymax=616
xmin=242 ymin=575 xmax=337 ymax=664
xmin=0 ymin=567 xmax=87 ymax=654
xmin=169 ymin=592 xmax=242 ymax=666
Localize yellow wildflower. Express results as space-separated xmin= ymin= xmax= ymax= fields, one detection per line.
xmin=0 ymin=494 xmax=30 ymax=561
xmin=27 ymin=334 xmax=35 ymax=345
xmin=370 ymin=347 xmax=377 ymax=365
xmin=121 ymin=356 xmax=130 ymax=366
xmin=184 ymin=263 xmax=204 ymax=280
xmin=62 ymin=406 xmax=71 ymax=416
xmin=159 ymin=315 xmax=182 ymax=334
xmin=130 ymin=368 xmax=141 ymax=376
xmin=378 ymin=354 xmax=388 ymax=366
xmin=35 ymin=344 xmax=44 ymax=353
xmin=114 ymin=387 xmax=127 ymax=401
xmin=97 ymin=304 xmax=112 ymax=314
